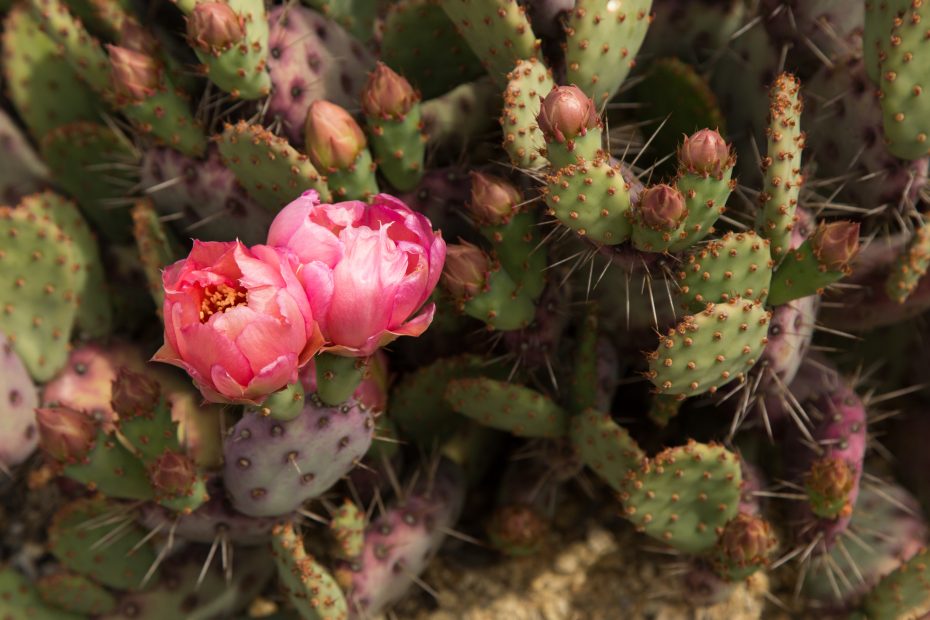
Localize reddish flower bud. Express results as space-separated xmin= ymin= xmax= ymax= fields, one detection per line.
xmin=107 ymin=45 xmax=160 ymax=102
xmin=487 ymin=504 xmax=549 ymax=556
xmin=36 ymin=407 xmax=97 ymax=464
xmin=537 ymin=85 xmax=600 ymax=144
xmin=111 ymin=367 xmax=161 ymax=419
xmin=441 ymin=242 xmax=488 ymax=299
xmin=812 ymin=221 xmax=860 ymax=272
xmin=637 ymin=184 xmax=687 ymax=231
xmin=715 ymin=513 xmax=777 ymax=568
xmin=468 ymin=171 xmax=521 ymax=225
xmin=304 ymin=101 xmax=368 ymax=171
xmin=804 ymin=455 xmax=855 ymax=519
xmin=679 ymin=129 xmax=731 ymax=175
xmin=361 ymin=62 xmax=418 ymax=120
xmin=187 ymin=2 xmax=246 ymax=53
xmin=149 ymin=450 xmax=197 ymax=496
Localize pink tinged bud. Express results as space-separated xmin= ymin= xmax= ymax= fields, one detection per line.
xmin=361 ymin=62 xmax=419 ymax=120
xmin=468 ymin=171 xmax=521 ymax=225
xmin=36 ymin=407 xmax=97 ymax=464
xmin=442 ymin=242 xmax=489 ymax=299
xmin=107 ymin=45 xmax=160 ymax=102
xmin=110 ymin=367 xmax=161 ymax=419
xmin=187 ymin=2 xmax=246 ymax=53
xmin=804 ymin=455 xmax=855 ymax=519
xmin=537 ymin=85 xmax=600 ymax=144
xmin=812 ymin=221 xmax=860 ymax=272
xmin=153 ymin=240 xmax=323 ymax=404
xmin=149 ymin=450 xmax=197 ymax=496
xmin=679 ymin=129 xmax=731 ymax=175
xmin=638 ymin=184 xmax=687 ymax=231
xmin=305 ymin=100 xmax=368 ymax=171
xmin=716 ymin=513 xmax=777 ymax=567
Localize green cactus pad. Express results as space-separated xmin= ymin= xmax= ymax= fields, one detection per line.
xmin=481 ymin=211 xmax=547 ymax=300
xmin=887 ymin=220 xmax=930 ymax=304
xmin=633 ymin=58 xmax=725 ymax=168
xmin=569 ymin=308 xmax=599 ymax=414
xmin=392 ymin=354 xmax=493 ymax=446
xmin=28 ymin=0 xmax=111 ymax=93
xmin=314 ymin=353 xmax=367 ymax=406
xmin=570 ymin=408 xmax=645 ymax=491
xmin=501 ymin=57 xmax=553 ymax=169
xmin=365 ymin=107 xmax=426 ymax=192
xmin=421 ymin=78 xmax=500 ymax=147
xmin=444 ymin=377 xmax=569 ymax=438
xmin=36 ymin=571 xmax=118 ymax=615
xmin=186 ymin=0 xmax=271 ymax=100
xmin=215 ymin=121 xmax=331 ymax=211
xmin=0 ymin=568 xmax=85 ymax=619
xmin=302 ymin=0 xmax=378 ymax=42
xmin=1 ymin=5 xmax=101 ymax=141
xmin=253 ymin=381 xmax=306 ymax=422
xmin=647 ymin=298 xmax=771 ymax=397
xmin=859 ymin=548 xmax=930 ymax=619
xmin=116 ymin=396 xmax=181 ymax=465
xmin=666 ymin=165 xmax=734 ymax=252
xmin=864 ymin=0 xmax=906 ymax=82
xmin=272 ymin=522 xmax=349 ymax=620
xmin=878 ymin=2 xmax=930 ymax=160
xmin=543 ymin=157 xmax=633 ymax=245
xmin=620 ymin=440 xmax=742 ymax=553
xmin=758 ymin=73 xmax=804 ymax=261
xmin=563 ymin=0 xmax=653 ymax=106
xmin=130 ymin=198 xmax=182 ymax=317
xmin=323 ymin=148 xmax=379 ymax=201
xmin=462 ymin=267 xmax=537 ymax=330
xmin=439 ymin=0 xmax=540 ymax=85
xmin=0 ymin=206 xmax=79 ymax=382
xmin=330 ymin=499 xmax=365 ymax=561
xmin=49 ymin=497 xmax=160 ymax=590
xmin=113 ymin=78 xmax=206 ymax=158
xmin=19 ymin=191 xmax=112 ymax=339
xmin=768 ymin=239 xmax=848 ymax=306
xmin=648 ymin=394 xmax=682 ymax=427
xmin=63 ymin=428 xmax=155 ymax=501
xmin=381 ymin=0 xmax=485 ymax=99
xmin=676 ymin=231 xmax=773 ymax=312
xmin=39 ymin=121 xmax=137 ymax=243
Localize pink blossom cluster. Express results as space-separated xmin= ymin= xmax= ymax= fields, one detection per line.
xmin=153 ymin=191 xmax=445 ymax=404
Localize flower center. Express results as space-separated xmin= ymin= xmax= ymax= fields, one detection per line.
xmin=199 ymin=283 xmax=247 ymax=322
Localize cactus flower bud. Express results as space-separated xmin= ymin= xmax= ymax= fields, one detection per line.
xmin=187 ymin=2 xmax=246 ymax=54
xmin=110 ymin=367 xmax=161 ymax=419
xmin=107 ymin=45 xmax=160 ymax=102
xmin=468 ymin=171 xmax=521 ymax=225
xmin=811 ymin=221 xmax=860 ymax=272
xmin=441 ymin=242 xmax=488 ymax=299
xmin=305 ymin=101 xmax=368 ymax=171
xmin=713 ymin=513 xmax=777 ymax=579
xmin=487 ymin=504 xmax=549 ymax=557
xmin=36 ymin=407 xmax=97 ymax=464
xmin=638 ymin=184 xmax=687 ymax=231
xmin=537 ymin=85 xmax=600 ymax=144
xmin=361 ymin=62 xmax=418 ymax=120
xmin=679 ymin=129 xmax=731 ymax=175
xmin=804 ymin=455 xmax=855 ymax=519
xmin=149 ymin=450 xmax=197 ymax=496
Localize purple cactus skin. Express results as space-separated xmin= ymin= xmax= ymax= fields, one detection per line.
xmin=792 ymin=378 xmax=867 ymax=549
xmin=336 ymin=458 xmax=465 ymax=617
xmin=140 ymin=146 xmax=272 ymax=246
xmin=137 ymin=479 xmax=282 ymax=545
xmin=223 ymin=395 xmax=374 ymax=517
xmin=759 ymin=294 xmax=819 ymax=390
xmin=266 ymin=5 xmax=375 ymax=147
xmin=0 ymin=334 xmax=39 ymax=470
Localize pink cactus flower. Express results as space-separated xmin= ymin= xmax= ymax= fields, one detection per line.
xmin=154 ymin=241 xmax=323 ymax=404
xmin=268 ymin=190 xmax=446 ymax=356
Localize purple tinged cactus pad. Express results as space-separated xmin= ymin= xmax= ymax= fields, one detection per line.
xmin=140 ymin=145 xmax=273 ymax=246
xmin=266 ymin=4 xmax=375 ymax=147
xmin=0 ymin=333 xmax=39 ymax=471
xmin=223 ymin=395 xmax=374 ymax=517
xmin=620 ymin=440 xmax=743 ymax=553
xmin=336 ymin=459 xmax=466 ymax=616
xmin=758 ymin=294 xmax=818 ymax=388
